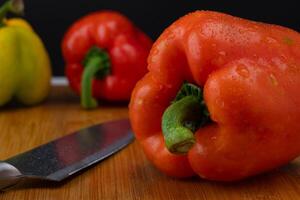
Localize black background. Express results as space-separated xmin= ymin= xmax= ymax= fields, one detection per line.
xmin=2 ymin=0 xmax=299 ymax=76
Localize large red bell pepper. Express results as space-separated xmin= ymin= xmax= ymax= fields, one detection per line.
xmin=62 ymin=11 xmax=152 ymax=109
xmin=129 ymin=11 xmax=300 ymax=181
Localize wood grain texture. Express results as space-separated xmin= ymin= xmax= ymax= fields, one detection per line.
xmin=0 ymin=86 xmax=300 ymax=200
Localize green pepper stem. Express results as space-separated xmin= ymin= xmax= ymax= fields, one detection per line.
xmin=162 ymin=96 xmax=199 ymax=154
xmin=81 ymin=47 xmax=110 ymax=109
xmin=162 ymin=83 xmax=210 ymax=154
xmin=81 ymin=57 xmax=101 ymax=109
xmin=0 ymin=0 xmax=24 ymax=24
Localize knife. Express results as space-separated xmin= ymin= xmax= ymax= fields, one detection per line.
xmin=0 ymin=119 xmax=134 ymax=191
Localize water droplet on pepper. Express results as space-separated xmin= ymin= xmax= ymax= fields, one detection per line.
xmin=236 ymin=66 xmax=250 ymax=78
xmin=269 ymin=73 xmax=278 ymax=86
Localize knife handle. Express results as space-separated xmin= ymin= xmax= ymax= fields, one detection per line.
xmin=0 ymin=161 xmax=23 ymax=191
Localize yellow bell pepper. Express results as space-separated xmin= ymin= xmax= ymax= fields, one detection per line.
xmin=0 ymin=0 xmax=51 ymax=106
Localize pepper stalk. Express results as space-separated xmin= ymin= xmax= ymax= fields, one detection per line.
xmin=162 ymin=83 xmax=211 ymax=154
xmin=81 ymin=47 xmax=111 ymax=109
xmin=0 ymin=0 xmax=24 ymax=26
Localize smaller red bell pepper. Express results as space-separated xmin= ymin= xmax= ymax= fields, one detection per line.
xmin=62 ymin=11 xmax=152 ymax=109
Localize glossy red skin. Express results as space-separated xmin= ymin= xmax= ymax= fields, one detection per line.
xmin=62 ymin=11 xmax=152 ymax=101
xmin=129 ymin=11 xmax=300 ymax=181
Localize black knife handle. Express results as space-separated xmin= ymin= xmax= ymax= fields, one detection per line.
xmin=0 ymin=161 xmax=23 ymax=191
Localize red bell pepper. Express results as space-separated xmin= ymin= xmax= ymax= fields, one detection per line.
xmin=129 ymin=11 xmax=300 ymax=181
xmin=62 ymin=11 xmax=152 ymax=109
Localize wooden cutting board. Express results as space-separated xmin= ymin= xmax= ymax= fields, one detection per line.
xmin=0 ymin=86 xmax=299 ymax=200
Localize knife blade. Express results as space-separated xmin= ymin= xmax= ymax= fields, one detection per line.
xmin=0 ymin=119 xmax=134 ymax=191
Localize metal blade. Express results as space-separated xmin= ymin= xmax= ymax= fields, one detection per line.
xmin=5 ymin=119 xmax=134 ymax=181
